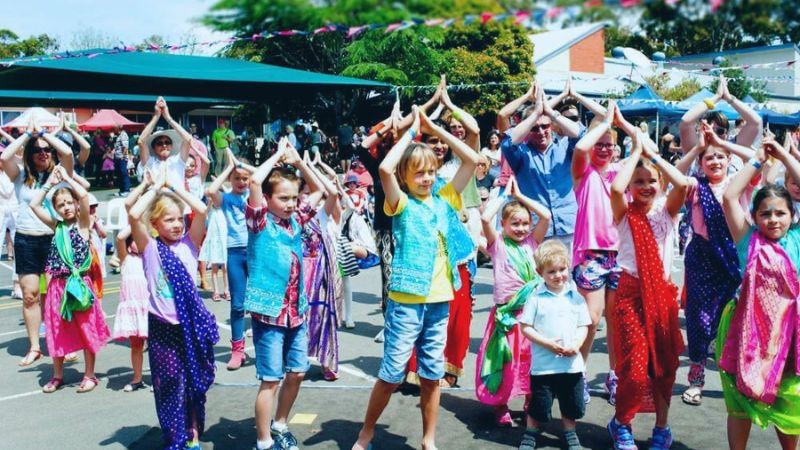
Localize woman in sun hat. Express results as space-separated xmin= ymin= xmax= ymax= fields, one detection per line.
xmin=138 ymin=97 xmax=192 ymax=189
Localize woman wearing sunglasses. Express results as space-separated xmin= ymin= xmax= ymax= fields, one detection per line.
xmin=138 ymin=96 xmax=193 ymax=189
xmin=2 ymin=118 xmax=75 ymax=367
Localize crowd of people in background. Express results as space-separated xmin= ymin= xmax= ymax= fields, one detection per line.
xmin=1 ymin=73 xmax=799 ymax=450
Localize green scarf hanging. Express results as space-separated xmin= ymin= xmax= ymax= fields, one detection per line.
xmin=54 ymin=222 xmax=95 ymax=321
xmin=480 ymin=237 xmax=540 ymax=394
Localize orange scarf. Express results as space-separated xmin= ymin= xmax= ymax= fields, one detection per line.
xmin=627 ymin=203 xmax=685 ymax=378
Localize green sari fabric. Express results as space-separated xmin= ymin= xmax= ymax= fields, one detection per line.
xmin=717 ymin=300 xmax=800 ymax=434
xmin=479 ymin=237 xmax=540 ymax=394
xmin=54 ymin=223 xmax=95 ymax=321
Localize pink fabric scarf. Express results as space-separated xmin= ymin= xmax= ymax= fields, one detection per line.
xmin=719 ymin=230 xmax=800 ymax=404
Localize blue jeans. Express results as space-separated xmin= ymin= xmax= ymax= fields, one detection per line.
xmin=114 ymin=157 xmax=130 ymax=193
xmin=252 ymin=320 xmax=309 ymax=382
xmin=378 ymin=300 xmax=450 ymax=383
xmin=227 ymin=247 xmax=248 ymax=341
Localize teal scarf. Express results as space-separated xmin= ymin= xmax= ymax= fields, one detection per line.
xmin=55 ymin=223 xmax=94 ymax=321
xmin=480 ymin=237 xmax=540 ymax=394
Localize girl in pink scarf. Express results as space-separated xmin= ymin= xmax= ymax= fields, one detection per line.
xmin=721 ymin=139 xmax=800 ymax=450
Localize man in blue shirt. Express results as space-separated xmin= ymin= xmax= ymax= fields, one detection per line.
xmin=501 ymin=86 xmax=584 ymax=251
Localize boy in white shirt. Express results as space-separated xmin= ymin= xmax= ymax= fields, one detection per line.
xmin=519 ymin=239 xmax=591 ymax=450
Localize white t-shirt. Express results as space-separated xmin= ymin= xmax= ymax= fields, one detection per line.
xmin=145 ymin=154 xmax=186 ymax=190
xmin=616 ymin=197 xmax=678 ymax=279
xmin=519 ymin=282 xmax=591 ymax=375
xmin=13 ymin=165 xmax=52 ymax=235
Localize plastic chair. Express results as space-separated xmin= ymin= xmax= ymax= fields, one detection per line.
xmin=105 ymin=197 xmax=128 ymax=232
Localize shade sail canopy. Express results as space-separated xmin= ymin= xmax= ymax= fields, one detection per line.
xmin=80 ymin=109 xmax=144 ymax=131
xmin=0 ymin=89 xmax=238 ymax=109
xmin=617 ymin=85 xmax=684 ymax=118
xmin=0 ymin=51 xmax=390 ymax=102
xmin=2 ymin=107 xmax=60 ymax=129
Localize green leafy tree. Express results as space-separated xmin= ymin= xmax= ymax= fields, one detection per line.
xmin=204 ymin=0 xmax=532 ymax=124
xmin=645 ymin=73 xmax=701 ymax=101
xmin=0 ymin=29 xmax=59 ymax=59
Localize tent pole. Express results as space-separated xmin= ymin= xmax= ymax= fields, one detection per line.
xmin=656 ymin=112 xmax=660 ymax=141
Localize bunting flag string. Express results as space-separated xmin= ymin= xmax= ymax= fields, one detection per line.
xmin=1 ymin=0 xmax=727 ymax=67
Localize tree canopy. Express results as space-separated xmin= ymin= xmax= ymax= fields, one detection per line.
xmin=204 ymin=0 xmax=532 ymax=121
xmin=0 ymin=29 xmax=59 ymax=59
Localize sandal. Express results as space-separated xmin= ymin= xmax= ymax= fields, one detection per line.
xmin=42 ymin=377 xmax=64 ymax=393
xmin=223 ymin=291 xmax=231 ymax=301
xmin=211 ymin=292 xmax=222 ymax=302
xmin=64 ymin=352 xmax=79 ymax=363
xmin=682 ymin=385 xmax=703 ymax=406
xmin=77 ymin=376 xmax=100 ymax=393
xmin=442 ymin=374 xmax=458 ymax=388
xmin=18 ymin=349 xmax=43 ymax=367
xmin=123 ymin=381 xmax=147 ymax=392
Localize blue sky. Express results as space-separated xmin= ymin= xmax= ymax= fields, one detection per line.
xmin=2 ymin=0 xmax=229 ymax=54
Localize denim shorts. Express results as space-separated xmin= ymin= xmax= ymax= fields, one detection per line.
xmin=572 ymin=250 xmax=621 ymax=291
xmin=252 ymin=320 xmax=310 ymax=382
xmin=377 ymin=300 xmax=450 ymax=384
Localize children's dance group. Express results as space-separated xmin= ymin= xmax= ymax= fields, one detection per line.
xmin=7 ymin=75 xmax=800 ymax=450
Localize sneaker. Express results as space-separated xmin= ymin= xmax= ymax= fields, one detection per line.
xmin=518 ymin=429 xmax=538 ymax=450
xmin=564 ymin=429 xmax=583 ymax=450
xmin=650 ymin=426 xmax=673 ymax=450
xmin=271 ymin=429 xmax=298 ymax=450
xmin=605 ymin=372 xmax=619 ymax=406
xmin=607 ymin=419 xmax=638 ymax=450
xmin=583 ymin=379 xmax=591 ymax=404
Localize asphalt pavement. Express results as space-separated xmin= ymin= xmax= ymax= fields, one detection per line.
xmin=0 ymin=194 xmax=781 ymax=449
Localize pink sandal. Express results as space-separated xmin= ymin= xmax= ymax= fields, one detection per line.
xmin=42 ymin=377 xmax=64 ymax=393
xmin=77 ymin=376 xmax=99 ymax=393
xmin=211 ymin=293 xmax=223 ymax=302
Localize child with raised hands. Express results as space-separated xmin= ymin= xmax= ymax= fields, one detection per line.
xmin=475 ymin=176 xmax=550 ymax=426
xmin=718 ymin=138 xmax=800 ymax=450
xmin=607 ymin=132 xmax=688 ymax=450
xmin=570 ymin=101 xmax=630 ymax=406
xmin=206 ymin=148 xmax=255 ymax=370
xmin=32 ymin=166 xmax=110 ymax=394
xmin=674 ymin=120 xmax=755 ymax=406
xmin=352 ymin=106 xmax=479 ymax=450
xmin=245 ymin=138 xmax=321 ymax=450
xmin=128 ymin=165 xmax=218 ymax=450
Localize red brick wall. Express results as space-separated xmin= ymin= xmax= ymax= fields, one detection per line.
xmin=569 ymin=29 xmax=605 ymax=74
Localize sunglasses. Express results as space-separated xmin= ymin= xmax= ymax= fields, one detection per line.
xmin=713 ymin=126 xmax=727 ymax=136
xmin=595 ymin=143 xmax=615 ymax=149
xmin=32 ymin=146 xmax=52 ymax=154
xmin=154 ymin=139 xmax=172 ymax=147
xmin=531 ymin=124 xmax=551 ymax=133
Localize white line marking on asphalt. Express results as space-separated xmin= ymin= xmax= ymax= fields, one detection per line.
xmin=0 ymin=315 xmax=116 ymax=337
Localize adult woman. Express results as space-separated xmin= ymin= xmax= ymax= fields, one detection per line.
xmin=481 ymin=131 xmax=503 ymax=179
xmin=138 ymin=97 xmax=193 ymax=188
xmin=2 ymin=118 xmax=75 ymax=366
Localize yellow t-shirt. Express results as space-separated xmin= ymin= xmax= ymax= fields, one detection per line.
xmin=384 ymin=183 xmax=462 ymax=304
